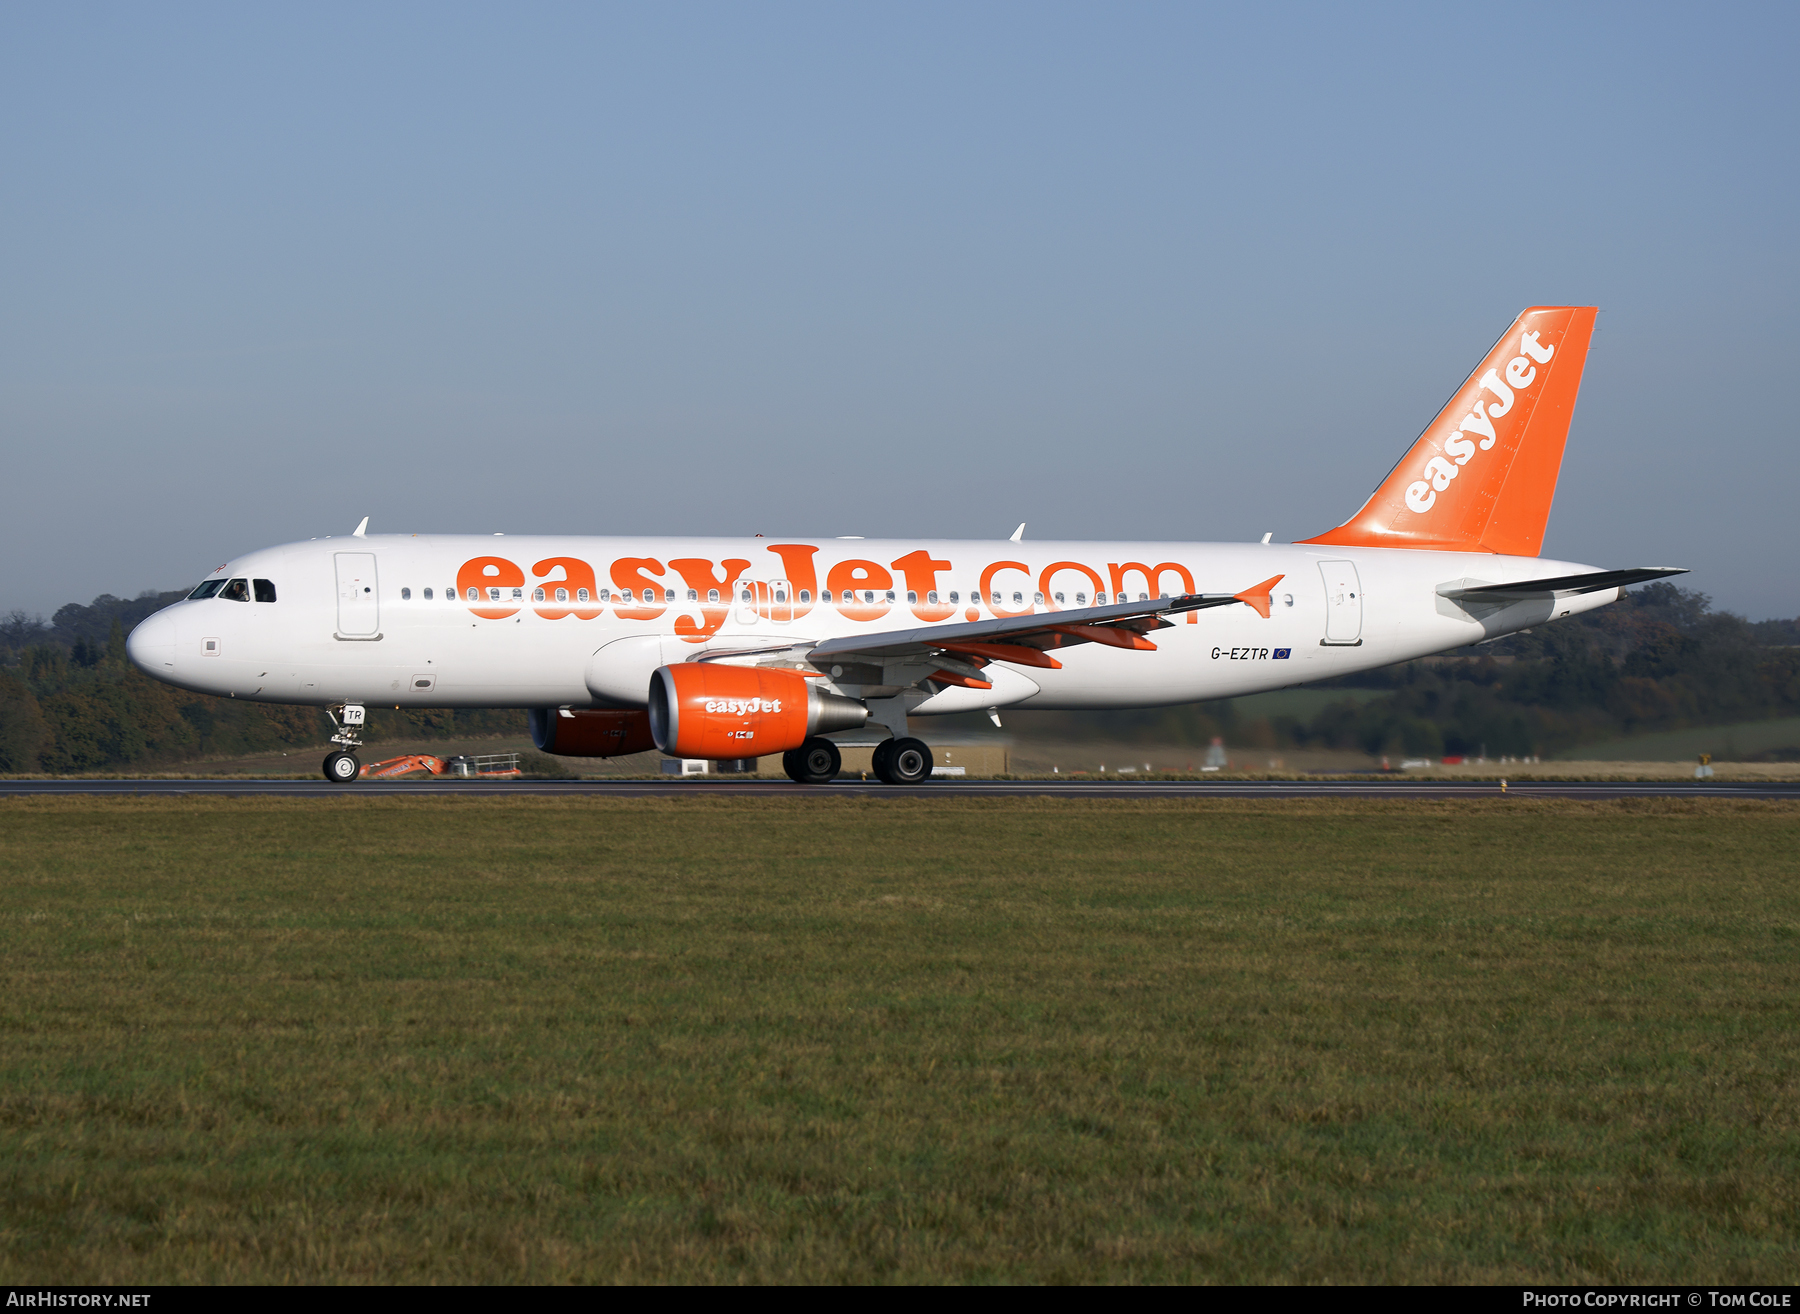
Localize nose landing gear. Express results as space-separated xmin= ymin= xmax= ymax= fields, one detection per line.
xmin=321 ymin=703 xmax=367 ymax=783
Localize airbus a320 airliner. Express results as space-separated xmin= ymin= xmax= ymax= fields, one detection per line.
xmin=127 ymin=306 xmax=1682 ymax=784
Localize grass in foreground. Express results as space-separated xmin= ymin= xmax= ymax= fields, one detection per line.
xmin=0 ymin=796 xmax=1796 ymax=1283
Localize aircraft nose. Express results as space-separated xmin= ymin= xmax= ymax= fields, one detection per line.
xmin=126 ymin=609 xmax=177 ymax=675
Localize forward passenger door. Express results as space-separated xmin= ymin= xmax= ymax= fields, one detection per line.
xmin=335 ymin=553 xmax=380 ymax=637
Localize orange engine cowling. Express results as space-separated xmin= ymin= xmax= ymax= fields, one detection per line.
xmin=648 ymin=664 xmax=867 ymax=759
xmin=528 ymin=707 xmax=656 ymax=757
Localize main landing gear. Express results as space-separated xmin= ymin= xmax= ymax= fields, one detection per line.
xmin=779 ymin=736 xmax=936 ymax=784
xmin=782 ymin=737 xmax=842 ymax=785
xmin=871 ymin=737 xmax=934 ymax=786
xmin=321 ymin=703 xmax=367 ymax=783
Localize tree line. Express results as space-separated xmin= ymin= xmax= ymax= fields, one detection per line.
xmin=3 ymin=582 xmax=1798 ymax=772
xmin=0 ymin=592 xmax=523 ymax=773
xmin=1010 ymin=583 xmax=1800 ymax=760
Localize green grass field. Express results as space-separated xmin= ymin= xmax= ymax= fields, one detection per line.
xmin=2 ymin=796 xmax=1796 ymax=1283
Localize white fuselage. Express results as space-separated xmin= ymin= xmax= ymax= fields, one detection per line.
xmin=125 ymin=534 xmax=1617 ymax=713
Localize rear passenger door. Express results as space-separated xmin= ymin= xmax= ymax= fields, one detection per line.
xmin=1318 ymin=560 xmax=1363 ymax=646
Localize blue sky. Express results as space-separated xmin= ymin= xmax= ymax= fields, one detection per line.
xmin=4 ymin=2 xmax=1795 ymax=617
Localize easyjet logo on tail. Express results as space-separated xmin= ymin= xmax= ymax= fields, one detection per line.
xmin=1404 ymin=329 xmax=1555 ymax=514
xmin=1299 ymin=305 xmax=1598 ymax=558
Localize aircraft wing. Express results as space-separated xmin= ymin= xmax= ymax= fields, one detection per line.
xmin=805 ymin=575 xmax=1286 ymax=674
xmin=1436 ymin=566 xmax=1687 ymax=602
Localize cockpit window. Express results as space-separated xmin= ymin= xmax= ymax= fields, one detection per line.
xmin=253 ymin=579 xmax=277 ymax=603
xmin=220 ymin=578 xmax=250 ymax=602
xmin=189 ymin=580 xmax=227 ymax=600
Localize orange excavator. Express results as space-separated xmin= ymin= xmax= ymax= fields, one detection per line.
xmin=358 ymin=753 xmax=522 ymax=779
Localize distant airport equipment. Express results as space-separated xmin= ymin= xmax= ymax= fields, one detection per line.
xmin=345 ymin=752 xmax=522 ymax=779
xmin=126 ymin=307 xmax=1685 ymax=785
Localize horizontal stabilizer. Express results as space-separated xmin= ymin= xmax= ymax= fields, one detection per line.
xmin=1436 ymin=567 xmax=1687 ymax=601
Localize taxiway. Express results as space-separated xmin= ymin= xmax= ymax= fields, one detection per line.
xmin=2 ymin=778 xmax=1794 ymax=800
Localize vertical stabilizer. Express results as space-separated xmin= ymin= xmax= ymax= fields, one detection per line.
xmin=1300 ymin=306 xmax=1597 ymax=556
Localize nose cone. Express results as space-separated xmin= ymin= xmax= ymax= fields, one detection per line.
xmin=126 ymin=609 xmax=177 ymax=676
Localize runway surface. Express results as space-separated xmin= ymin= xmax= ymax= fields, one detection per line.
xmin=4 ymin=777 xmax=1797 ymax=800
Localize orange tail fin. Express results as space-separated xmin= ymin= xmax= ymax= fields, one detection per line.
xmin=1299 ymin=306 xmax=1597 ymax=556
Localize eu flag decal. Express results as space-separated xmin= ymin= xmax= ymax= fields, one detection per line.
xmin=1273 ymin=648 xmax=1292 ymax=659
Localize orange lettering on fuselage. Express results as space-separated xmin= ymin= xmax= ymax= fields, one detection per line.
xmin=1110 ymin=561 xmax=1198 ymax=622
xmin=979 ymin=561 xmax=1033 ymax=618
xmin=827 ymin=560 xmax=893 ymax=622
xmin=891 ymin=550 xmax=955 ymax=621
xmin=1039 ymin=561 xmax=1106 ymax=610
xmin=531 ymin=557 xmax=602 ymax=620
xmin=765 ymin=545 xmax=820 ymax=621
xmin=459 ymin=549 xmax=1183 ymax=629
xmin=457 ymin=557 xmax=525 ymax=619
xmin=669 ymin=557 xmax=752 ymax=642
xmin=610 ymin=558 xmax=667 ymax=620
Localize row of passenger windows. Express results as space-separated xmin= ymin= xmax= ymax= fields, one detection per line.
xmin=189 ymin=575 xmax=1158 ymax=609
xmin=811 ymin=589 xmax=1154 ymax=606
xmin=801 ymin=589 xmax=1155 ymax=606
xmin=190 ymin=578 xmax=276 ymax=602
xmin=398 ymin=586 xmax=685 ymax=602
xmin=391 ymin=584 xmax=1160 ymax=606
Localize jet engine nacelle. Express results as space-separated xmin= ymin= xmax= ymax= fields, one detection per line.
xmin=648 ymin=664 xmax=867 ymax=759
xmin=528 ymin=707 xmax=656 ymax=757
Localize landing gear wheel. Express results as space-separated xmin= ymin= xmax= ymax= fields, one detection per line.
xmin=874 ymin=737 xmax=933 ymax=785
xmin=783 ymin=737 xmax=842 ymax=785
xmin=323 ymin=750 xmax=361 ymax=783
xmin=870 ymin=738 xmax=895 ymax=780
